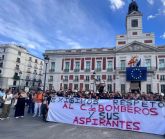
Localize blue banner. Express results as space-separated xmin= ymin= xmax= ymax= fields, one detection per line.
xmin=126 ymin=67 xmax=147 ymax=81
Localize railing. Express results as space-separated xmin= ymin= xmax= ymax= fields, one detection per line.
xmin=64 ymin=69 xmax=69 ymax=72
xmin=74 ymin=69 xmax=80 ymax=72
xmin=85 ymin=69 xmax=90 ymax=72
xmin=73 ymin=79 xmax=79 ymax=82
xmin=28 ymin=64 xmax=32 ymax=67
xmin=159 ymin=67 xmax=165 ymax=71
xmin=63 ymin=79 xmax=68 ymax=82
xmin=84 ymin=79 xmax=90 ymax=82
xmin=27 ymin=70 xmax=31 ymax=73
xmin=95 ymin=68 xmax=102 ymax=72
xmin=16 ymin=60 xmax=20 ymax=63
xmin=107 ymin=68 xmax=113 ymax=72
xmin=107 ymin=78 xmax=112 ymax=81
xmin=48 ymin=79 xmax=53 ymax=82
xmin=49 ymin=69 xmax=55 ymax=72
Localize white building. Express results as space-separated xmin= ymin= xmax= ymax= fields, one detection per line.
xmin=44 ymin=1 xmax=165 ymax=94
xmin=0 ymin=44 xmax=44 ymax=90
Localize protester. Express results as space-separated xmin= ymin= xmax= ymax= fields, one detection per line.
xmin=41 ymin=93 xmax=49 ymax=121
xmin=0 ymin=88 xmax=13 ymax=120
xmin=33 ymin=89 xmax=43 ymax=117
xmin=27 ymin=91 xmax=35 ymax=114
xmin=0 ymin=89 xmax=5 ymax=108
xmin=14 ymin=90 xmax=27 ymax=118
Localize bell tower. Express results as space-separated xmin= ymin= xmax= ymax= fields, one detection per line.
xmin=116 ymin=0 xmax=155 ymax=47
xmin=126 ymin=0 xmax=143 ymax=39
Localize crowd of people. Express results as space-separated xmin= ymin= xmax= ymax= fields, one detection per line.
xmin=0 ymin=88 xmax=165 ymax=121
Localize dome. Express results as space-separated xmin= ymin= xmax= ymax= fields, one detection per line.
xmin=128 ymin=0 xmax=139 ymax=14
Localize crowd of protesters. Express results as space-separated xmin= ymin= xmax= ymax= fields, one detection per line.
xmin=0 ymin=87 xmax=165 ymax=121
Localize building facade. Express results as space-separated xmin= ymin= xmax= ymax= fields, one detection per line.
xmin=0 ymin=44 xmax=44 ymax=90
xmin=44 ymin=1 xmax=165 ymax=94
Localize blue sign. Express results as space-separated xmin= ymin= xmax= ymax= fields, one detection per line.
xmin=126 ymin=67 xmax=147 ymax=81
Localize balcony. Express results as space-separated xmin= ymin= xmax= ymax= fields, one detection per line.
xmin=95 ymin=68 xmax=102 ymax=72
xmin=16 ymin=60 xmax=20 ymax=63
xmin=159 ymin=67 xmax=165 ymax=71
xmin=64 ymin=69 xmax=69 ymax=72
xmin=73 ymin=79 xmax=79 ymax=82
xmin=85 ymin=69 xmax=90 ymax=72
xmin=116 ymin=67 xmax=126 ymax=73
xmin=107 ymin=68 xmax=113 ymax=72
xmin=63 ymin=79 xmax=68 ymax=82
xmin=49 ymin=69 xmax=55 ymax=73
xmin=84 ymin=79 xmax=90 ymax=82
xmin=147 ymin=67 xmax=156 ymax=73
xmin=107 ymin=78 xmax=112 ymax=82
xmin=48 ymin=79 xmax=53 ymax=82
xmin=74 ymin=69 xmax=80 ymax=72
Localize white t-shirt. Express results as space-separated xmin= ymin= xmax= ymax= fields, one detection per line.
xmin=3 ymin=94 xmax=13 ymax=104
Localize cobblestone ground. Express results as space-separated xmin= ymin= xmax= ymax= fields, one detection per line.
xmin=0 ymin=109 xmax=164 ymax=139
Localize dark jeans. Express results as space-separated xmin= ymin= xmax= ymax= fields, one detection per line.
xmin=27 ymin=101 xmax=34 ymax=114
xmin=41 ymin=104 xmax=48 ymax=121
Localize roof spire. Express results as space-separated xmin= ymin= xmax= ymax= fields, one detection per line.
xmin=128 ymin=0 xmax=139 ymax=14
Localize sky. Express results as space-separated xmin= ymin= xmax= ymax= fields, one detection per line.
xmin=0 ymin=0 xmax=165 ymax=58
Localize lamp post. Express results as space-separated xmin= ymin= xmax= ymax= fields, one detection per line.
xmin=19 ymin=71 xmax=22 ymax=90
xmin=43 ymin=55 xmax=49 ymax=92
xmin=93 ymin=71 xmax=96 ymax=92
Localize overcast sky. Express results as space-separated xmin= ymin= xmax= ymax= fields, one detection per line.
xmin=0 ymin=0 xmax=165 ymax=57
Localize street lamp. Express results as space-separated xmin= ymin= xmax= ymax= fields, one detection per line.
xmin=93 ymin=71 xmax=96 ymax=92
xmin=43 ymin=55 xmax=49 ymax=92
xmin=19 ymin=71 xmax=22 ymax=90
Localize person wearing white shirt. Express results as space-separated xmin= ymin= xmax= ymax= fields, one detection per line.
xmin=0 ymin=89 xmax=13 ymax=120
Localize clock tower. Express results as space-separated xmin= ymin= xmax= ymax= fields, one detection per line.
xmin=116 ymin=0 xmax=155 ymax=47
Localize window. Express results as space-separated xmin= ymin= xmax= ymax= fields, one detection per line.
xmin=86 ymin=61 xmax=90 ymax=69
xmin=107 ymin=75 xmax=112 ymax=81
xmin=65 ymin=62 xmax=70 ymax=70
xmin=145 ymin=59 xmax=151 ymax=69
xmin=0 ymin=70 xmax=1 ymax=74
xmin=146 ymin=84 xmax=151 ymax=93
xmin=64 ymin=84 xmax=68 ymax=90
xmin=16 ymin=65 xmax=19 ymax=70
xmin=85 ymin=76 xmax=90 ymax=81
xmin=74 ymin=84 xmax=78 ymax=90
xmin=2 ymin=55 xmax=4 ymax=60
xmin=107 ymin=84 xmax=112 ymax=92
xmin=160 ymin=75 xmax=165 ymax=81
xmin=159 ymin=59 xmax=165 ymax=70
xmin=107 ymin=61 xmax=113 ymax=71
xmin=13 ymin=81 xmax=17 ymax=86
xmin=131 ymin=19 xmax=138 ymax=27
xmin=132 ymin=32 xmax=137 ymax=35
xmin=51 ymin=62 xmax=55 ymax=71
xmin=120 ymin=60 xmax=125 ymax=70
xmin=161 ymin=85 xmax=165 ymax=94
xmin=75 ymin=62 xmax=80 ymax=70
xmin=49 ymin=76 xmax=53 ymax=81
xmin=96 ymin=75 xmax=101 ymax=81
xmin=49 ymin=84 xmax=53 ymax=90
xmin=118 ymin=41 xmax=126 ymax=45
xmin=121 ymin=84 xmax=125 ymax=93
xmin=18 ymin=51 xmax=21 ymax=56
xmin=16 ymin=58 xmax=20 ymax=63
xmin=26 ymin=82 xmax=29 ymax=86
xmin=96 ymin=61 xmax=101 ymax=70
xmin=85 ymin=84 xmax=89 ymax=91
xmin=144 ymin=40 xmax=153 ymax=43
xmin=0 ymin=63 xmax=3 ymax=68
xmin=74 ymin=76 xmax=79 ymax=81
xmin=64 ymin=76 xmax=68 ymax=81
xmin=29 ymin=57 xmax=32 ymax=61
xmin=35 ymin=59 xmax=38 ymax=63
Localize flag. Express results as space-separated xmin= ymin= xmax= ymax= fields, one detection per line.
xmin=136 ymin=59 xmax=141 ymax=67
xmin=126 ymin=67 xmax=147 ymax=81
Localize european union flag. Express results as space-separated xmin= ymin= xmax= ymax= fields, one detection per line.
xmin=126 ymin=67 xmax=147 ymax=81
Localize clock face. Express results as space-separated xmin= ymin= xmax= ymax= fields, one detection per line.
xmin=131 ymin=68 xmax=142 ymax=80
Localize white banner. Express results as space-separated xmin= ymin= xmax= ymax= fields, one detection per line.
xmin=47 ymin=97 xmax=165 ymax=135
